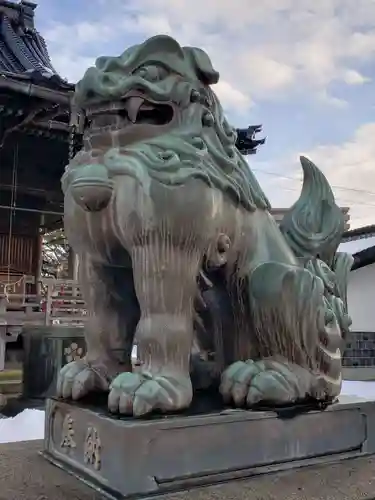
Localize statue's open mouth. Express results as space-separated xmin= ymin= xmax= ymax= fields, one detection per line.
xmin=85 ymin=93 xmax=174 ymax=133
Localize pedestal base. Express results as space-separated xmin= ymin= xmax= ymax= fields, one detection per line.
xmin=22 ymin=326 xmax=86 ymax=399
xmin=43 ymin=396 xmax=375 ymax=499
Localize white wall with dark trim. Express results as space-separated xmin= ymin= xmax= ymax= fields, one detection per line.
xmin=339 ymin=235 xmax=375 ymax=254
xmin=347 ymin=262 xmax=375 ymax=332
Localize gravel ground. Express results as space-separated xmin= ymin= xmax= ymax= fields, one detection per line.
xmin=1 ymin=440 xmax=375 ymax=500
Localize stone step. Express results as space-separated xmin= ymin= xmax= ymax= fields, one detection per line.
xmin=0 ymin=369 xmax=22 ymax=382
xmin=0 ymin=380 xmax=22 ymax=395
xmin=0 ymin=369 xmax=22 ymax=397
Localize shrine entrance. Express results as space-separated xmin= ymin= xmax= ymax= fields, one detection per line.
xmin=0 ymin=0 xmax=77 ymax=373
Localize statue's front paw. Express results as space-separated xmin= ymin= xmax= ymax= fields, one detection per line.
xmin=57 ymin=360 xmax=110 ymax=400
xmin=220 ymin=360 xmax=306 ymax=407
xmin=108 ymin=371 xmax=192 ymax=416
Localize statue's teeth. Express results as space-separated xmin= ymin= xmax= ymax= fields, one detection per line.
xmin=124 ymin=96 xmax=145 ymax=123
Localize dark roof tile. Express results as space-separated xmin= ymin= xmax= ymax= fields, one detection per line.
xmin=0 ymin=0 xmax=70 ymax=89
xmin=343 ymin=224 xmax=375 ymax=241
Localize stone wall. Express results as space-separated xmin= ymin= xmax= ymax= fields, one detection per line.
xmin=343 ymin=331 xmax=375 ymax=367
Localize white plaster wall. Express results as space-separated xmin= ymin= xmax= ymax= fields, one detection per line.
xmin=347 ymin=263 xmax=375 ymax=332
xmin=339 ymin=236 xmax=375 ymax=254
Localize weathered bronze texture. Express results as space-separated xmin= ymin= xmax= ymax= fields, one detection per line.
xmin=58 ymin=35 xmax=353 ymax=417
xmin=43 ymin=396 xmax=375 ymax=499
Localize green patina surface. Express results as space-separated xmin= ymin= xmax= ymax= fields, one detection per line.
xmin=58 ymin=35 xmax=353 ymax=416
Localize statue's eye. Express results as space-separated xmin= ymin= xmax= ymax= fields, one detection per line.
xmin=135 ymin=65 xmax=167 ymax=82
xmin=136 ymin=67 xmax=148 ymax=78
xmin=146 ymin=66 xmax=160 ymax=81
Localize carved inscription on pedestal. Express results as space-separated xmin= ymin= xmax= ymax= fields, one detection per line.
xmin=84 ymin=426 xmax=101 ymax=470
xmin=60 ymin=413 xmax=76 ymax=450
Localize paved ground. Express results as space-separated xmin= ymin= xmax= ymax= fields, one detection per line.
xmin=1 ymin=440 xmax=375 ymax=500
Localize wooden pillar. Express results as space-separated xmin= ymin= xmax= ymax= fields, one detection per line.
xmin=74 ymin=253 xmax=79 ymax=281
xmin=0 ymin=332 xmax=5 ymax=371
xmin=0 ymin=203 xmax=41 ymax=276
xmin=67 ymin=247 xmax=79 ymax=280
xmin=32 ymin=230 xmax=44 ymax=295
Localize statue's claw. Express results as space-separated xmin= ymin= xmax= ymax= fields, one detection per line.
xmin=57 ymin=360 xmax=110 ymax=400
xmin=108 ymin=371 xmax=192 ymax=416
xmin=220 ymin=359 xmax=308 ymax=407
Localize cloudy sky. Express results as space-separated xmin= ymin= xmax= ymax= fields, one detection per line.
xmin=35 ymin=0 xmax=375 ymax=228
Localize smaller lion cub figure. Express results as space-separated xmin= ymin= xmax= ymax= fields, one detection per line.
xmin=58 ymin=35 xmax=352 ymax=417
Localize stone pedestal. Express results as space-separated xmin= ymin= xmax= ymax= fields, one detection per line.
xmin=43 ymin=395 xmax=375 ymax=500
xmin=22 ymin=326 xmax=86 ymax=399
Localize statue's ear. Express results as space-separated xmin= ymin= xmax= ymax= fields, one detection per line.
xmin=184 ymin=47 xmax=220 ymax=85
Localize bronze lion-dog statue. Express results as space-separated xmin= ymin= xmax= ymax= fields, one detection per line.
xmin=58 ymin=35 xmax=352 ymax=417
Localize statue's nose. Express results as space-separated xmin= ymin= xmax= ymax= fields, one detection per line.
xmin=70 ymin=164 xmax=113 ymax=212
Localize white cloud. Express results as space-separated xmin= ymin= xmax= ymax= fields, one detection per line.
xmin=49 ymin=53 xmax=95 ymax=83
xmin=237 ymin=52 xmax=295 ymax=96
xmin=213 ymin=81 xmax=254 ymax=113
xmin=258 ymin=122 xmax=375 ymax=228
xmin=38 ymin=0 xmax=375 ymax=108
xmin=43 ymin=21 xmax=111 ymax=45
xmin=122 ymin=14 xmax=173 ymax=35
xmin=34 ymin=1 xmax=375 ymax=230
xmin=343 ymin=69 xmax=370 ymax=85
xmin=118 ymin=0 xmax=375 ymax=100
xmin=317 ymin=90 xmax=349 ymax=109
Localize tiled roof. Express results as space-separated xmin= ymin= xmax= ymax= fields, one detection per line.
xmin=0 ymin=0 xmax=70 ymax=89
xmin=342 ymin=225 xmax=375 ymax=242
xmin=236 ymin=125 xmax=266 ymax=155
xmin=338 ymin=225 xmax=375 ymax=270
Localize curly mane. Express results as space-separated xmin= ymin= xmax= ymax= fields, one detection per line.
xmin=71 ymin=35 xmax=270 ymax=212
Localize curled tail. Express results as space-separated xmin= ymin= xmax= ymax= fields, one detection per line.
xmin=278 ymin=156 xmax=353 ymax=399
xmin=279 ymin=156 xmax=345 ymax=265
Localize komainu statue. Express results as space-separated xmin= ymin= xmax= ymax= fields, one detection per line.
xmin=58 ymin=35 xmax=353 ymax=417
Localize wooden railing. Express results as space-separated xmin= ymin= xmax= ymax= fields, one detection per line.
xmin=41 ymin=278 xmax=87 ymax=326
xmin=0 ymin=277 xmax=88 ymax=370
xmin=0 ymin=277 xmax=88 ymax=328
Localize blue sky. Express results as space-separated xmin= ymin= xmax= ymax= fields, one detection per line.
xmin=34 ymin=0 xmax=375 ymax=227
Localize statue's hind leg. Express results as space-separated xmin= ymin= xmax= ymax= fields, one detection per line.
xmin=57 ymin=253 xmax=140 ymax=400
xmin=220 ymin=262 xmax=342 ymax=407
xmin=108 ymin=236 xmax=201 ymax=416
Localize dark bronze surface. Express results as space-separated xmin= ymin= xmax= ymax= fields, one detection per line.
xmin=23 ymin=326 xmax=86 ymax=400
xmin=43 ymin=396 xmax=375 ymax=499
